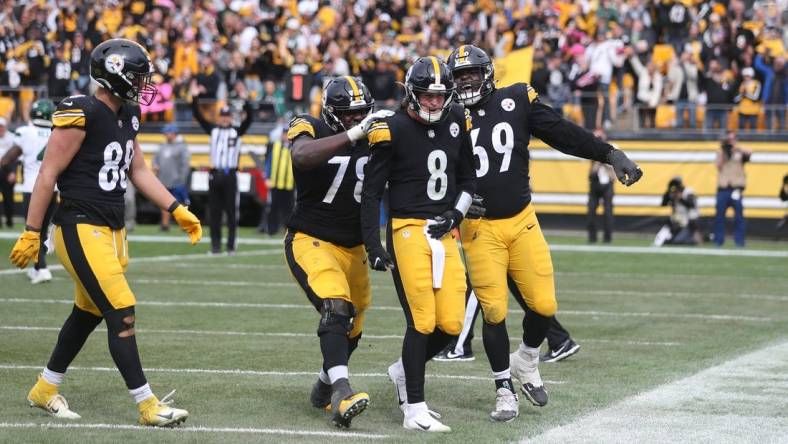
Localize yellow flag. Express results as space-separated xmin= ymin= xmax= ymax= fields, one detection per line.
xmin=494 ymin=46 xmax=534 ymax=87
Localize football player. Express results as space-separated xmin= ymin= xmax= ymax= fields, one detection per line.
xmin=446 ymin=45 xmax=642 ymax=421
xmin=360 ymin=56 xmax=476 ymax=432
xmin=285 ymin=76 xmax=392 ymax=428
xmin=9 ymin=38 xmax=202 ymax=426
xmin=0 ymin=99 xmax=57 ymax=284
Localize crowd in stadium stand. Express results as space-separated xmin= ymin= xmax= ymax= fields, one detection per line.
xmin=0 ymin=0 xmax=785 ymax=132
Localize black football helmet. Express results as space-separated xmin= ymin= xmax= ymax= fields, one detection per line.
xmin=30 ymin=99 xmax=55 ymax=128
xmin=321 ymin=76 xmax=374 ymax=132
xmin=447 ymin=45 xmax=495 ymax=106
xmin=90 ymin=38 xmax=157 ymax=106
xmin=404 ymin=56 xmax=455 ymax=123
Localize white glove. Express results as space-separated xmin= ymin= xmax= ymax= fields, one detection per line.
xmin=346 ymin=109 xmax=395 ymax=142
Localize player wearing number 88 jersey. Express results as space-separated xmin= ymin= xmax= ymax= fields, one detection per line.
xmin=360 ymin=56 xmax=476 ymax=432
xmin=9 ymin=38 xmax=199 ymax=427
xmin=447 ymin=45 xmax=642 ymax=421
xmin=285 ymin=76 xmax=393 ymax=429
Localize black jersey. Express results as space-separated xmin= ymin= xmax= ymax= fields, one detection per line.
xmin=286 ymin=115 xmax=369 ymax=248
xmin=468 ymin=83 xmax=615 ymax=218
xmin=363 ymin=105 xmax=475 ymax=219
xmin=51 ymin=95 xmax=141 ymax=229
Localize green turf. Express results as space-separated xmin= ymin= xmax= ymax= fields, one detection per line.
xmin=0 ymin=226 xmax=786 ymax=443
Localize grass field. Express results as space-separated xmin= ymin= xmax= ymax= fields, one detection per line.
xmin=0 ymin=225 xmax=786 ymax=443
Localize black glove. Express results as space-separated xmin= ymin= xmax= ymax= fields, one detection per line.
xmin=427 ymin=209 xmax=463 ymax=239
xmin=366 ymin=245 xmax=394 ymax=271
xmin=466 ymin=194 xmax=486 ymax=219
xmin=607 ymin=149 xmax=643 ymax=186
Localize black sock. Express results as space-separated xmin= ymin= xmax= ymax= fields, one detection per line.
xmin=47 ymin=306 xmax=102 ymax=373
xmin=402 ymin=327 xmax=428 ymax=404
xmin=105 ymin=309 xmax=147 ymax=390
xmin=319 ymin=329 xmax=349 ymax=370
xmin=495 ymin=378 xmax=515 ymax=392
xmin=426 ymin=329 xmax=454 ymax=360
xmin=523 ymin=310 xmax=551 ymax=349
xmin=483 ymin=319 xmax=511 ymax=373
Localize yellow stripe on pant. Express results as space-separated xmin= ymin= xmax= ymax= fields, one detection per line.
xmin=284 ymin=231 xmax=370 ymax=338
xmin=388 ymin=218 xmax=466 ymax=335
xmin=460 ymin=204 xmax=557 ymax=324
xmin=54 ymin=224 xmax=134 ymax=317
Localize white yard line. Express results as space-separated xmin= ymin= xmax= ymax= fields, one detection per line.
xmin=523 ymin=340 xmax=788 ymax=444
xmin=560 ymin=289 xmax=788 ymax=302
xmin=0 ymin=325 xmax=680 ymax=346
xmin=0 ymin=364 xmax=564 ymax=384
xmin=0 ymin=298 xmax=778 ymax=321
xmin=0 ymin=422 xmax=389 ymax=439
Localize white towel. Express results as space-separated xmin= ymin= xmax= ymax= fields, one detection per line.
xmin=423 ymin=220 xmax=446 ymax=289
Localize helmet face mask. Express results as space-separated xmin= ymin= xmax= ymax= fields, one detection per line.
xmin=91 ymin=38 xmax=158 ymax=106
xmin=405 ymin=57 xmax=455 ymax=124
xmin=321 ymin=76 xmax=374 ymax=132
xmin=448 ymin=45 xmax=495 ymax=106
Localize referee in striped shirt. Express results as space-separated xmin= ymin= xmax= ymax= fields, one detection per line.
xmin=192 ymin=96 xmax=253 ymax=254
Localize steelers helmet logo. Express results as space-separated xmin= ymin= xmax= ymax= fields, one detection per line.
xmin=501 ymin=98 xmax=515 ymax=112
xmin=105 ymin=53 xmax=125 ymax=75
xmin=449 ymin=122 xmax=460 ymax=138
xmin=131 ymin=116 xmax=140 ymax=131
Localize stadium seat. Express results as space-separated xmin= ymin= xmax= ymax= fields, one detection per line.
xmin=655 ymin=105 xmax=676 ymax=128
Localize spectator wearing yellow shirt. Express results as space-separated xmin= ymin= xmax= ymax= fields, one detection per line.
xmin=734 ymin=67 xmax=761 ymax=131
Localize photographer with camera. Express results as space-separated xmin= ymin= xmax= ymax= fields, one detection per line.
xmin=714 ymin=131 xmax=751 ymax=247
xmin=653 ymin=177 xmax=700 ymax=246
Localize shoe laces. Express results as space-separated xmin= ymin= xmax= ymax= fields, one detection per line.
xmin=159 ymin=389 xmax=177 ymax=406
xmin=495 ymin=389 xmax=518 ymax=410
xmin=47 ymin=394 xmax=69 ymax=412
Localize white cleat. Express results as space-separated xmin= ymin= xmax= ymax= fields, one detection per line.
xmin=31 ymin=268 xmax=53 ymax=284
xmin=27 ymin=376 xmax=81 ymax=419
xmin=510 ymin=347 xmax=548 ymax=407
xmin=403 ymin=404 xmax=451 ymax=432
xmin=490 ymin=387 xmax=519 ymax=422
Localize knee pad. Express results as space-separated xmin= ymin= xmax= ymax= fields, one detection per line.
xmin=531 ymin=297 xmax=557 ymax=317
xmin=317 ymin=299 xmax=355 ymax=336
xmin=105 ymin=307 xmax=136 ymax=338
xmin=437 ymin=319 xmax=462 ymax=336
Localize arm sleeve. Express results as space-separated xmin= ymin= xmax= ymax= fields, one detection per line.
xmin=360 ymin=143 xmax=393 ymax=251
xmin=526 ymin=90 xmax=614 ymax=162
xmin=236 ymin=102 xmax=254 ymax=136
xmin=191 ymin=98 xmax=213 ymax=134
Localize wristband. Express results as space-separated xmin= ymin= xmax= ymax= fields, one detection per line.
xmin=453 ymin=191 xmax=472 ymax=216
xmin=167 ymin=200 xmax=180 ymax=213
xmin=25 ymin=225 xmax=41 ymax=233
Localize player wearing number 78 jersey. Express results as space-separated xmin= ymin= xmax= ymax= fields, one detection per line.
xmin=447 ymin=44 xmax=643 ymax=422
xmin=285 ymin=76 xmax=394 ymax=429
xmin=9 ymin=38 xmax=201 ymax=426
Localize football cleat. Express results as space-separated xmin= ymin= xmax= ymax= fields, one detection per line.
xmin=403 ymin=404 xmax=451 ymax=432
xmin=27 ymin=375 xmax=81 ymax=419
xmin=433 ymin=347 xmax=475 ymax=362
xmin=541 ymin=339 xmax=581 ymax=363
xmin=510 ymin=348 xmax=548 ymax=407
xmin=387 ymin=360 xmax=408 ymax=412
xmin=310 ymin=378 xmax=332 ymax=410
xmin=138 ymin=390 xmax=188 ymax=427
xmin=490 ymin=387 xmax=519 ymax=422
xmin=30 ymin=268 xmax=53 ymax=284
xmin=329 ymin=379 xmax=369 ymax=428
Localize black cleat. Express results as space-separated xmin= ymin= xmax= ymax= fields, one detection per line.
xmin=540 ymin=339 xmax=581 ymax=363
xmin=310 ymin=378 xmax=332 ymax=410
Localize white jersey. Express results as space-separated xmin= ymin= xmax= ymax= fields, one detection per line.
xmin=12 ymin=124 xmax=51 ymax=193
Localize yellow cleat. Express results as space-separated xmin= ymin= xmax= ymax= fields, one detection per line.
xmin=329 ymin=379 xmax=369 ymax=428
xmin=27 ymin=374 xmax=81 ymax=419
xmin=137 ymin=390 xmax=188 ymax=427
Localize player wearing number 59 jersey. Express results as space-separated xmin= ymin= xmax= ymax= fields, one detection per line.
xmin=285 ymin=76 xmax=393 ymax=429
xmin=360 ymin=56 xmax=476 ymax=433
xmin=447 ymin=45 xmax=643 ymax=422
xmin=9 ymin=38 xmax=201 ymax=427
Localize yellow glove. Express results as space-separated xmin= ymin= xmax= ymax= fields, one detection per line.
xmin=10 ymin=230 xmax=41 ymax=268
xmin=172 ymin=205 xmax=202 ymax=245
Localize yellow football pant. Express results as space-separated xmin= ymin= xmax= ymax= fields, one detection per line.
xmin=460 ymin=204 xmax=557 ymax=324
xmin=54 ymin=224 xmax=134 ymax=317
xmin=389 ymin=218 xmax=466 ymax=335
xmin=284 ymin=231 xmax=371 ymax=338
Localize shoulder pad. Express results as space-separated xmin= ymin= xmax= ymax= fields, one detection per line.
xmin=287 ymin=116 xmax=316 ymax=141
xmin=367 ymin=121 xmax=391 ymax=146
xmin=52 ymin=95 xmax=90 ymax=129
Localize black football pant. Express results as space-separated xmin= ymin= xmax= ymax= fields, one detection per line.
xmin=0 ymin=169 xmax=14 ymax=226
xmin=267 ymin=188 xmax=294 ymax=235
xmin=454 ymin=275 xmax=572 ymax=352
xmin=587 ymin=183 xmax=614 ymax=243
xmin=22 ymin=192 xmax=58 ymax=269
xmin=208 ymin=169 xmax=238 ymax=253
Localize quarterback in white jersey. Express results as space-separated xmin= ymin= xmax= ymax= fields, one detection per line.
xmin=0 ymin=99 xmax=57 ymax=283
